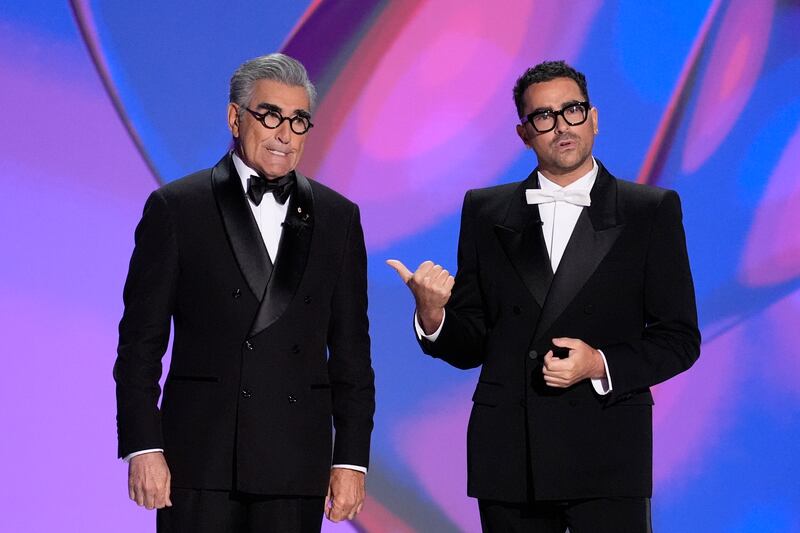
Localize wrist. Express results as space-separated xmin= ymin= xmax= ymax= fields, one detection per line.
xmin=418 ymin=307 xmax=444 ymax=335
xmin=591 ymin=349 xmax=606 ymax=379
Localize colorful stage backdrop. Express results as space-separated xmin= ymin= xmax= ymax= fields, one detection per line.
xmin=1 ymin=1 xmax=798 ymax=531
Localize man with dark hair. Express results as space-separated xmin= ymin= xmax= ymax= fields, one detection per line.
xmin=389 ymin=59 xmax=699 ymax=531
xmin=115 ymin=53 xmax=375 ymax=532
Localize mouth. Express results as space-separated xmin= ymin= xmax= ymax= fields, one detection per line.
xmin=554 ymin=137 xmax=576 ymax=150
xmin=267 ymin=148 xmax=289 ymax=157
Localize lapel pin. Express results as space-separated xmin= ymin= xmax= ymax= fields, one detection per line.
xmin=297 ymin=206 xmax=303 ymax=214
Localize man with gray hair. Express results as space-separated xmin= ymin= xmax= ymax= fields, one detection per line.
xmin=115 ymin=53 xmax=375 ymax=532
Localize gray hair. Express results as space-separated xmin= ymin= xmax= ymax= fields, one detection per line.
xmin=229 ymin=53 xmax=317 ymax=116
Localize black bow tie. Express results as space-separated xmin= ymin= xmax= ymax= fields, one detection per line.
xmin=246 ymin=173 xmax=295 ymax=206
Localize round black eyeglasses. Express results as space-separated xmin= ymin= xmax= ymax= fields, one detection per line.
xmin=523 ymin=101 xmax=590 ymax=133
xmin=245 ymin=107 xmax=314 ymax=135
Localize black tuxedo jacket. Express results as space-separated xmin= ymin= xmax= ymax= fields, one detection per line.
xmin=115 ymin=154 xmax=375 ymax=497
xmin=420 ymin=161 xmax=700 ymax=502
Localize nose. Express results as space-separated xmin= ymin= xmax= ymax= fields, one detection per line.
xmin=275 ymin=119 xmax=292 ymax=144
xmin=553 ymin=113 xmax=570 ymax=135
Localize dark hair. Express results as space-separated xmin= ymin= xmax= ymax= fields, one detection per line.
xmin=512 ymin=60 xmax=589 ymax=118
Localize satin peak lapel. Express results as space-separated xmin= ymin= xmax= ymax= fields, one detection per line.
xmin=249 ymin=171 xmax=315 ymax=336
xmin=212 ymin=154 xmax=272 ymax=302
xmin=494 ymin=175 xmax=553 ymax=308
xmin=533 ymin=163 xmax=624 ymax=341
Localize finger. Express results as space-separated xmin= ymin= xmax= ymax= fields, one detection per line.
xmin=347 ymin=500 xmax=364 ymax=520
xmin=542 ymin=351 xmax=556 ymax=369
xmin=543 ymin=368 xmax=570 ymax=380
xmin=324 ymin=486 xmax=332 ymax=519
xmin=330 ymin=495 xmax=354 ymax=523
xmin=144 ymin=488 xmax=156 ymax=510
xmin=385 ymin=259 xmax=413 ymax=284
xmin=157 ymin=481 xmax=170 ymax=509
xmin=128 ymin=477 xmax=135 ymax=501
xmin=434 ymin=268 xmax=451 ymax=285
xmin=133 ymin=483 xmax=145 ymax=506
xmin=421 ymin=265 xmax=443 ymax=285
xmin=444 ymin=275 xmax=455 ymax=291
xmin=414 ymin=261 xmax=435 ymax=281
xmin=332 ymin=505 xmax=349 ymax=522
xmin=147 ymin=481 xmax=161 ymax=510
xmin=165 ymin=478 xmax=172 ymax=507
xmin=544 ymin=375 xmax=569 ymax=387
xmin=552 ymin=337 xmax=582 ymax=349
xmin=544 ymin=352 xmax=573 ymax=370
xmin=543 ymin=361 xmax=574 ymax=377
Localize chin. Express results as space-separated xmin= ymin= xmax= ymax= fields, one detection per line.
xmin=261 ymin=164 xmax=292 ymax=178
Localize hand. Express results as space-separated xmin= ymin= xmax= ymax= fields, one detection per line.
xmin=386 ymin=259 xmax=454 ymax=334
xmin=325 ymin=468 xmax=366 ymax=522
xmin=128 ymin=452 xmax=172 ymax=510
xmin=542 ymin=337 xmax=606 ymax=388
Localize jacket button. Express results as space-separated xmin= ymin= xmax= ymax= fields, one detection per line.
xmin=528 ymin=350 xmax=538 ymax=360
xmin=513 ymin=305 xmax=522 ymax=315
xmin=245 ymin=340 xmax=254 ymax=350
xmin=287 ymin=395 xmax=297 ymax=404
xmin=241 ymin=389 xmax=251 ymax=399
xmin=232 ymin=288 xmax=241 ymax=299
xmin=291 ymin=344 xmax=300 ymax=354
xmin=304 ymin=296 xmax=312 ymax=304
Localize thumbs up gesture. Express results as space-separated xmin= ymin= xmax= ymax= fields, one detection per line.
xmin=386 ymin=259 xmax=454 ymax=335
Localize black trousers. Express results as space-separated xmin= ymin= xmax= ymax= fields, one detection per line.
xmin=157 ymin=488 xmax=324 ymax=533
xmin=479 ymin=497 xmax=652 ymax=533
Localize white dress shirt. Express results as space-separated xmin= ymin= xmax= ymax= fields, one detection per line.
xmin=415 ymin=158 xmax=612 ymax=395
xmin=232 ymin=153 xmax=289 ymax=262
xmin=126 ymin=154 xmax=367 ymax=474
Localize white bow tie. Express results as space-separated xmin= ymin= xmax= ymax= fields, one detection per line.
xmin=525 ymin=188 xmax=591 ymax=207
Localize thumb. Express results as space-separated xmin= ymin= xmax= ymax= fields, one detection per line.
xmin=552 ymin=337 xmax=580 ymax=349
xmin=386 ymin=259 xmax=413 ymax=284
xmin=324 ymin=483 xmax=333 ymax=518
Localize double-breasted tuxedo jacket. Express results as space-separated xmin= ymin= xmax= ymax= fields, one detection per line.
xmin=420 ymin=161 xmax=700 ymax=502
xmin=115 ymin=154 xmax=375 ymax=497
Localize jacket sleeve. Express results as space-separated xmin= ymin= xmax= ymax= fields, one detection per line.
xmin=602 ymin=190 xmax=701 ymax=398
xmin=418 ymin=190 xmax=488 ymax=369
xmin=114 ymin=189 xmax=178 ymax=458
xmin=327 ymin=204 xmax=375 ymax=468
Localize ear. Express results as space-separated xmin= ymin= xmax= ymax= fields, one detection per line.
xmin=516 ymin=123 xmax=532 ymax=148
xmin=590 ymin=106 xmax=599 ymax=134
xmin=227 ymin=103 xmax=240 ymax=138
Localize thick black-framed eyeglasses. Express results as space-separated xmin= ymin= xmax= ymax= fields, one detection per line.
xmin=523 ymin=101 xmax=590 ymax=133
xmin=245 ymin=107 xmax=314 ymax=135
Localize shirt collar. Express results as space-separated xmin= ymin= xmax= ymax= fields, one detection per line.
xmin=231 ymin=151 xmax=257 ymax=193
xmin=538 ymin=157 xmax=598 ymax=192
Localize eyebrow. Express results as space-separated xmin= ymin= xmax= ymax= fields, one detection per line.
xmin=530 ymin=100 xmax=583 ymax=114
xmin=255 ymin=102 xmax=281 ymax=113
xmin=254 ymin=102 xmax=311 ymax=118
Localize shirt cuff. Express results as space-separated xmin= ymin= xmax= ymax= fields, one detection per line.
xmin=590 ymin=349 xmax=613 ymax=395
xmin=332 ymin=464 xmax=367 ymax=474
xmin=123 ymin=449 xmax=164 ymax=463
xmin=414 ymin=309 xmax=446 ymax=342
